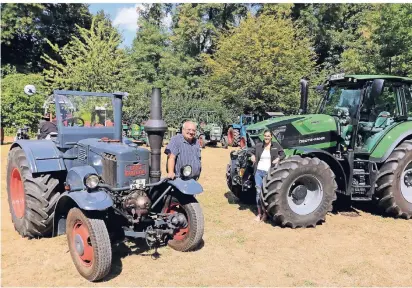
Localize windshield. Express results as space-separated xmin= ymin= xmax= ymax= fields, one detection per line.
xmin=320 ymin=85 xmax=362 ymax=118
xmin=58 ymin=95 xmax=114 ymax=127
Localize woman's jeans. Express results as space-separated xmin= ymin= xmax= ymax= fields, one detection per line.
xmin=254 ymin=169 xmax=268 ymax=208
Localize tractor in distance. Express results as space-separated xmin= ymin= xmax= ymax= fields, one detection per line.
xmin=7 ymin=87 xmax=205 ymax=281
xmin=226 ymin=112 xmax=284 ymax=148
xmin=228 ymin=74 xmax=412 ymax=228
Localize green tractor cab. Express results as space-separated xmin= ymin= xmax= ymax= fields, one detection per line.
xmin=228 ymin=74 xmax=412 ymax=227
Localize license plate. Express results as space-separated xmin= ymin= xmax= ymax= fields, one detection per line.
xmin=130 ymin=179 xmax=146 ymax=190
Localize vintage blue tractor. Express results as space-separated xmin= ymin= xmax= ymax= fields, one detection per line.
xmin=6 ymin=88 xmax=204 ymax=281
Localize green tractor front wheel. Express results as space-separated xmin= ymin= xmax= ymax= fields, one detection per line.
xmin=262 ymin=156 xmax=337 ymax=228
xmin=375 ymin=140 xmax=412 ymax=219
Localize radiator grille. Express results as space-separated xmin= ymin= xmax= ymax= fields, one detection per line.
xmin=102 ymin=153 xmax=117 ymax=187
xmin=78 ymin=146 xmax=87 ymax=163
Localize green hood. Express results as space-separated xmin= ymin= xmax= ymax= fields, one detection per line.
xmin=247 ymin=114 xmax=339 ymax=149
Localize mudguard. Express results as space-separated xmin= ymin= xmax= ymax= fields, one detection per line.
xmin=369 ymin=122 xmax=412 ymax=162
xmin=168 ymin=178 xmax=203 ymax=195
xmin=11 ymin=140 xmax=66 ymax=173
xmin=53 ymin=191 xmax=113 ymax=236
xmin=292 ymin=147 xmax=348 ymax=193
xmin=66 ymin=165 xmax=99 ymax=191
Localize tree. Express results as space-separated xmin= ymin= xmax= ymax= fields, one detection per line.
xmin=1 ymin=4 xmax=92 ymax=73
xmin=1 ymin=73 xmax=46 ymax=131
xmin=341 ymin=4 xmax=412 ymax=76
xmin=42 ymin=16 xmax=129 ymax=93
xmin=204 ymin=13 xmax=317 ymax=115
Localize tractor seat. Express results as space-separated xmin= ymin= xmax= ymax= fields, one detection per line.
xmin=45 ymin=132 xmax=58 ymax=140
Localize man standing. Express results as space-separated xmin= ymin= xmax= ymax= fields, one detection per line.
xmin=165 ymin=121 xmax=202 ymax=180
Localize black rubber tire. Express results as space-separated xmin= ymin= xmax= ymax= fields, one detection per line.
xmin=164 ymin=197 xmax=204 ymax=252
xmin=222 ymin=136 xmax=228 ymax=149
xmin=7 ymin=146 xmax=62 ymax=238
xmin=232 ymin=129 xmax=240 ymax=147
xmin=66 ymin=208 xmax=112 ymax=282
xmin=199 ymin=135 xmax=206 ymax=149
xmin=375 ymin=140 xmax=412 ymax=219
xmin=226 ymin=164 xmax=256 ymax=204
xmin=262 ymin=156 xmax=337 ymax=228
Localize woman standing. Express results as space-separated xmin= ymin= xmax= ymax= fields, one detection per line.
xmin=250 ymin=130 xmax=285 ymax=221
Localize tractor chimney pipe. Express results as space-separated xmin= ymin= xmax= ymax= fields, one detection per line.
xmin=113 ymin=93 xmax=123 ymax=142
xmin=144 ymin=88 xmax=167 ymax=183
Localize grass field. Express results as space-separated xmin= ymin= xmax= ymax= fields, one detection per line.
xmin=1 ymin=139 xmax=412 ymax=286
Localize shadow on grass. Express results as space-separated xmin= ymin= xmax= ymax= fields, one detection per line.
xmin=104 ymin=235 xmax=205 ymax=281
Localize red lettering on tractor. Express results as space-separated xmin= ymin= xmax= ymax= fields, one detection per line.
xmin=125 ymin=164 xmax=146 ymax=177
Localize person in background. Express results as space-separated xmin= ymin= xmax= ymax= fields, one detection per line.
xmin=250 ymin=129 xmax=285 ymax=221
xmin=38 ymin=113 xmax=58 ymax=139
xmin=164 ymin=121 xmax=202 ymax=180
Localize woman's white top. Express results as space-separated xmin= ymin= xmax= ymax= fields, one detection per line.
xmin=257 ymin=149 xmax=271 ymax=172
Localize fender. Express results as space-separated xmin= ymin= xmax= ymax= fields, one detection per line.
xmin=11 ymin=140 xmax=66 ymax=173
xmin=66 ymin=165 xmax=99 ymax=191
xmin=369 ymin=122 xmax=412 ymax=163
xmin=292 ymin=147 xmax=348 ymax=194
xmin=52 ymin=190 xmax=114 ymax=236
xmin=168 ymin=178 xmax=203 ymax=195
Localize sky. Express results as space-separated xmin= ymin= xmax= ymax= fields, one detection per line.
xmin=88 ymin=3 xmax=141 ymax=48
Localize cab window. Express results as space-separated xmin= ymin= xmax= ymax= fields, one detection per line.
xmin=367 ymin=83 xmax=399 ymax=121
xmin=406 ymin=87 xmax=412 ymax=117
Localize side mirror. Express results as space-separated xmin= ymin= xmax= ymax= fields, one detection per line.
xmin=24 ymin=85 xmax=36 ymax=96
xmin=315 ymin=85 xmax=324 ymax=92
xmin=369 ymin=79 xmax=384 ymax=104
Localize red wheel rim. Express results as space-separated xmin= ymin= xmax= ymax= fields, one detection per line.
xmin=72 ymin=220 xmax=94 ymax=267
xmin=228 ymin=129 xmax=233 ymax=145
xmin=10 ymin=168 xmax=25 ymax=218
xmin=240 ymin=137 xmax=246 ymax=148
xmin=165 ymin=203 xmax=189 ymax=241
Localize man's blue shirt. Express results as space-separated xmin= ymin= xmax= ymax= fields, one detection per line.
xmin=164 ymin=134 xmax=202 ymax=178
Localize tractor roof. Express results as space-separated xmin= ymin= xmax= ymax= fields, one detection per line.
xmin=330 ymin=73 xmax=412 ymax=83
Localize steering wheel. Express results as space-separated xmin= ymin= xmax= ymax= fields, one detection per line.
xmin=65 ymin=117 xmax=85 ymax=127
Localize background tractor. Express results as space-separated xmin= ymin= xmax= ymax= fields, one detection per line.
xmin=178 ymin=109 xmax=227 ymax=149
xmin=226 ymin=112 xmax=283 ymax=148
xmin=227 ymin=74 xmax=412 ymax=228
xmin=7 ymin=88 xmax=205 ymax=281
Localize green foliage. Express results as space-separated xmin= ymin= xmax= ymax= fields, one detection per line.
xmin=1 ymin=4 xmax=92 ymax=73
xmin=42 ymin=16 xmax=129 ymax=92
xmin=204 ymin=13 xmax=317 ymax=115
xmin=341 ymin=4 xmax=412 ymax=76
xmin=1 ymin=74 xmax=46 ymax=131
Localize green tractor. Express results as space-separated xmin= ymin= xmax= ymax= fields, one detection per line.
xmin=242 ymin=74 xmax=412 ymax=227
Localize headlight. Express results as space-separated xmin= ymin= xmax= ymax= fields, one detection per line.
xmin=84 ymin=174 xmax=99 ymax=189
xmin=182 ymin=165 xmax=192 ymax=177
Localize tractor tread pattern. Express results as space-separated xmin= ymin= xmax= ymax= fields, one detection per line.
xmin=375 ymin=140 xmax=412 ymax=219
xmin=67 ymin=208 xmax=112 ymax=282
xmin=168 ymin=201 xmax=204 ymax=252
xmin=232 ymin=129 xmax=240 ymax=147
xmin=7 ymin=147 xmax=62 ymax=238
xmin=262 ymin=155 xmax=337 ymax=228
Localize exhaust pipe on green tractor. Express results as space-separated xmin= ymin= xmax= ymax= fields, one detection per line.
xmin=299 ymin=79 xmax=308 ymax=114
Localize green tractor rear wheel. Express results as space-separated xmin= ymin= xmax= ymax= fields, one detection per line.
xmin=375 ymin=140 xmax=412 ymax=219
xmin=262 ymin=156 xmax=337 ymax=228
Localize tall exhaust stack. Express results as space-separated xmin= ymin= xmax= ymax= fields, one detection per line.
xmin=144 ymin=88 xmax=167 ymax=183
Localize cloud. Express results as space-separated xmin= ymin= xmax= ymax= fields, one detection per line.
xmin=113 ymin=4 xmax=145 ymax=32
